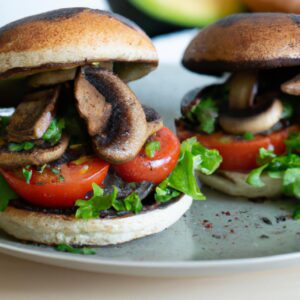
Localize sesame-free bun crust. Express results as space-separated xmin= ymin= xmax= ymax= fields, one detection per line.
xmin=0 ymin=195 xmax=192 ymax=246
xmin=0 ymin=8 xmax=158 ymax=80
xmin=198 ymin=171 xmax=282 ymax=198
xmin=242 ymin=0 xmax=300 ymax=14
xmin=183 ymin=13 xmax=300 ymax=74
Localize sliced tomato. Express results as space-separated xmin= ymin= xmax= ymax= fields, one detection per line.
xmin=114 ymin=127 xmax=180 ymax=184
xmin=1 ymin=157 xmax=109 ymax=208
xmin=177 ymin=125 xmax=300 ymax=172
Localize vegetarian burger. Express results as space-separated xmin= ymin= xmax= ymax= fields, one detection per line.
xmin=0 ymin=8 xmax=220 ymax=246
xmin=177 ymin=13 xmax=300 ymax=199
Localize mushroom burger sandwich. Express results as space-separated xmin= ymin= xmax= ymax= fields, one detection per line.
xmin=0 ymin=8 xmax=221 ymax=246
xmin=177 ymin=13 xmax=300 ymax=199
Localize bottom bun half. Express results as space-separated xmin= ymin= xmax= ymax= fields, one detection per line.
xmin=0 ymin=195 xmax=192 ymax=246
xmin=198 ymin=171 xmax=282 ymax=199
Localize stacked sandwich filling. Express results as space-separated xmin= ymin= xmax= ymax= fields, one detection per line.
xmin=0 ymin=64 xmax=170 ymax=212
xmin=177 ymin=68 xmax=300 ymax=198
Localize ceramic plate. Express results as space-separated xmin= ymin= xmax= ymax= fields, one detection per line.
xmin=1 ymin=64 xmax=300 ymax=277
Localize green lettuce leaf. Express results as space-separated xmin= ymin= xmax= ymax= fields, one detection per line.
xmin=246 ymin=164 xmax=268 ymax=187
xmin=246 ymin=148 xmax=300 ymax=199
xmin=155 ymin=138 xmax=222 ymax=201
xmin=0 ymin=175 xmax=17 ymax=211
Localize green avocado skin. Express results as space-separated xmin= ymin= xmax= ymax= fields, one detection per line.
xmin=108 ymin=0 xmax=244 ymax=36
xmin=108 ymin=0 xmax=183 ymax=37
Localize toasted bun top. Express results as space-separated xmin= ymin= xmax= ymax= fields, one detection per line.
xmin=0 ymin=8 xmax=158 ymax=80
xmin=183 ymin=13 xmax=300 ymax=75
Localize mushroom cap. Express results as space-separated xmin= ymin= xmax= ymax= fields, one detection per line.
xmin=0 ymin=8 xmax=158 ymax=80
xmin=183 ymin=13 xmax=300 ymax=75
xmin=241 ymin=0 xmax=300 ymax=14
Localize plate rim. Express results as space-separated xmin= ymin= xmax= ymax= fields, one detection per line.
xmin=1 ymin=240 xmax=300 ymax=270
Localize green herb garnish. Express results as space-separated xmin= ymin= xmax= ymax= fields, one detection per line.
xmin=155 ymin=138 xmax=222 ymax=202
xmin=75 ymin=184 xmax=117 ymax=219
xmin=246 ymin=148 xmax=300 ymax=199
xmin=145 ymin=141 xmax=161 ymax=158
xmin=188 ymin=98 xmax=218 ymax=134
xmin=285 ymin=132 xmax=300 ymax=153
xmin=243 ymin=132 xmax=254 ymax=141
xmin=8 ymin=141 xmax=34 ymax=152
xmin=281 ymin=101 xmax=294 ymax=120
xmin=43 ymin=118 xmax=65 ymax=145
xmin=0 ymin=174 xmax=17 ymax=211
xmin=293 ymin=207 xmax=300 ymax=220
xmin=75 ymin=184 xmax=144 ymax=219
xmin=55 ymin=244 xmax=96 ymax=255
xmin=51 ymin=168 xmax=60 ymax=175
xmin=59 ymin=175 xmax=65 ymax=183
xmin=22 ymin=168 xmax=32 ymax=184
xmin=124 ymin=192 xmax=143 ymax=214
xmin=0 ymin=116 xmax=10 ymax=129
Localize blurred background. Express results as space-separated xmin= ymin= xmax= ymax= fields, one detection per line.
xmin=2 ymin=0 xmax=300 ymax=36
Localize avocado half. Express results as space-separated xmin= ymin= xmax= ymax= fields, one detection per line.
xmin=130 ymin=0 xmax=244 ymax=27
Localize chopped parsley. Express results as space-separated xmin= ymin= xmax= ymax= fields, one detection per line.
xmin=55 ymin=244 xmax=96 ymax=255
xmin=188 ymin=98 xmax=218 ymax=134
xmin=285 ymin=132 xmax=300 ymax=153
xmin=51 ymin=168 xmax=60 ymax=175
xmin=0 ymin=174 xmax=17 ymax=211
xmin=8 ymin=141 xmax=34 ymax=152
xmin=43 ymin=118 xmax=65 ymax=145
xmin=145 ymin=141 xmax=161 ymax=158
xmin=22 ymin=167 xmax=32 ymax=184
xmin=59 ymin=175 xmax=65 ymax=183
xmin=124 ymin=192 xmax=142 ymax=214
xmin=75 ymin=184 xmax=143 ymax=219
xmin=243 ymin=132 xmax=254 ymax=141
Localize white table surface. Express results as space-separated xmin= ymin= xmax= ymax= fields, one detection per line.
xmin=1 ymin=251 xmax=300 ymax=300
xmin=1 ymin=1 xmax=300 ymax=298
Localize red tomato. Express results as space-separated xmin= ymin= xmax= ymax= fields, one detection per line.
xmin=177 ymin=125 xmax=300 ymax=172
xmin=1 ymin=157 xmax=109 ymax=208
xmin=114 ymin=127 xmax=180 ymax=184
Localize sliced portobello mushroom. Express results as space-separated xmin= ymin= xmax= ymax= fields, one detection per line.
xmin=143 ymin=105 xmax=163 ymax=136
xmin=0 ymin=134 xmax=69 ymax=168
xmin=281 ymin=74 xmax=300 ymax=96
xmin=228 ymin=71 xmax=258 ymax=109
xmin=75 ymin=66 xmax=149 ymax=164
xmin=219 ymin=98 xmax=283 ymax=135
xmin=7 ymin=87 xmax=59 ymax=143
xmin=103 ymin=170 xmax=154 ymax=200
xmin=28 ymin=69 xmax=77 ymax=88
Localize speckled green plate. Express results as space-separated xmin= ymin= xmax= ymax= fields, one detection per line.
xmin=0 ymin=64 xmax=299 ymax=277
